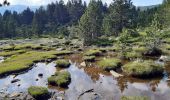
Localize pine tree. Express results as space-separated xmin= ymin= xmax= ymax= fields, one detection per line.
xmin=79 ymin=0 xmax=103 ymax=45
xmin=19 ymin=8 xmax=34 ymax=25
xmin=32 ymin=6 xmax=46 ymax=36
xmin=103 ymin=0 xmax=136 ymax=36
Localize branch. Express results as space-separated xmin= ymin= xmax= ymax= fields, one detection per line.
xmin=0 ymin=0 xmax=10 ymax=7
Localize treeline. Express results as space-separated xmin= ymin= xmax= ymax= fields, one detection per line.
xmin=0 ymin=0 xmax=86 ymax=38
xmin=0 ymin=0 xmax=165 ymax=40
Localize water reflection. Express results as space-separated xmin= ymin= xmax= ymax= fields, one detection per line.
xmin=0 ymin=62 xmax=56 ymax=93
xmin=0 ymin=61 xmax=170 ymax=100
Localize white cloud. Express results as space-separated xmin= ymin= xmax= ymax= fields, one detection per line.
xmin=8 ymin=0 xmax=58 ymax=6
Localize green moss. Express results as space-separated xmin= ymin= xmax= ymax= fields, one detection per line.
xmin=121 ymin=96 xmax=149 ymax=100
xmin=0 ymin=50 xmax=26 ymax=57
xmin=0 ymin=51 xmax=58 ymax=76
xmin=84 ymin=49 xmax=101 ymax=56
xmin=123 ymin=60 xmax=164 ymax=77
xmin=56 ymin=59 xmax=70 ymax=68
xmin=48 ymin=71 xmax=71 ymax=87
xmin=83 ymin=56 xmax=95 ymax=62
xmin=28 ymin=86 xmax=49 ymax=99
xmin=98 ymin=58 xmax=121 ymax=71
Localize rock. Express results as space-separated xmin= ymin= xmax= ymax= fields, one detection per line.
xmin=38 ymin=73 xmax=43 ymax=78
xmin=56 ymin=48 xmax=64 ymax=51
xmin=80 ymin=62 xmax=86 ymax=67
xmin=9 ymin=92 xmax=21 ymax=98
xmin=0 ymin=92 xmax=8 ymax=98
xmin=110 ymin=70 xmax=123 ymax=78
xmin=159 ymin=56 xmax=170 ymax=62
xmin=11 ymin=79 xmax=20 ymax=83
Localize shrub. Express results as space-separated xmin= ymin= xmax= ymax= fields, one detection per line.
xmin=28 ymin=86 xmax=49 ymax=100
xmin=98 ymin=58 xmax=121 ymax=71
xmin=48 ymin=71 xmax=71 ymax=88
xmin=123 ymin=60 xmax=164 ymax=77
xmin=55 ymin=59 xmax=70 ymax=68
xmin=144 ymin=47 xmax=162 ymax=56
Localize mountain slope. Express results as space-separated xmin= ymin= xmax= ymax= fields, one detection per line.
xmin=138 ymin=4 xmax=160 ymax=11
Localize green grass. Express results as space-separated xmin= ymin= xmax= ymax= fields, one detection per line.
xmin=2 ymin=46 xmax=15 ymax=51
xmin=0 ymin=50 xmax=26 ymax=57
xmin=165 ymin=38 xmax=170 ymax=44
xmin=83 ymin=56 xmax=95 ymax=62
xmin=125 ymin=51 xmax=142 ymax=59
xmin=98 ymin=58 xmax=121 ymax=71
xmin=121 ymin=96 xmax=149 ymax=100
xmin=28 ymin=86 xmax=49 ymax=99
xmin=84 ymin=49 xmax=101 ymax=56
xmin=48 ymin=71 xmax=71 ymax=88
xmin=164 ymin=44 xmax=170 ymax=50
xmin=133 ymin=47 xmax=147 ymax=53
xmin=123 ymin=60 xmax=164 ymax=77
xmin=55 ymin=50 xmax=73 ymax=56
xmin=55 ymin=59 xmax=70 ymax=68
xmin=0 ymin=51 xmax=58 ymax=76
xmin=14 ymin=44 xmax=54 ymax=51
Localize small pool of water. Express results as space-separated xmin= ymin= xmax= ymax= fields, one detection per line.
xmin=0 ymin=62 xmax=56 ymax=93
xmin=64 ymin=63 xmax=170 ymax=100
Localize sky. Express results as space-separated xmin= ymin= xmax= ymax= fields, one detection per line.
xmin=0 ymin=0 xmax=163 ymax=6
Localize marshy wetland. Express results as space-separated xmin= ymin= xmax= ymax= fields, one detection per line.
xmin=0 ymin=37 xmax=169 ymax=100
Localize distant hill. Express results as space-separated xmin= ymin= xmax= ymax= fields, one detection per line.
xmin=0 ymin=5 xmax=39 ymax=14
xmin=138 ymin=5 xmax=160 ymax=11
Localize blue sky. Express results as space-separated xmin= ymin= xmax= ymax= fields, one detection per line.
xmin=132 ymin=0 xmax=163 ymax=6
xmin=2 ymin=0 xmax=163 ymax=6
